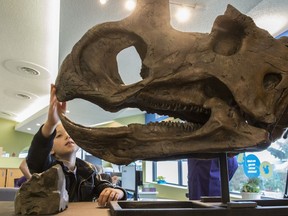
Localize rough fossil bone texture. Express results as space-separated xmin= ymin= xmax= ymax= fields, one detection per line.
xmin=55 ymin=0 xmax=288 ymax=165
xmin=14 ymin=165 xmax=68 ymax=215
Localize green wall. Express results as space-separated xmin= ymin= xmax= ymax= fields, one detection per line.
xmin=152 ymin=183 xmax=188 ymax=201
xmin=115 ymin=114 xmax=145 ymax=125
xmin=0 ymin=118 xmax=33 ymax=157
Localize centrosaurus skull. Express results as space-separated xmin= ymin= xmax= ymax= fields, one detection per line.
xmin=55 ymin=0 xmax=288 ymax=165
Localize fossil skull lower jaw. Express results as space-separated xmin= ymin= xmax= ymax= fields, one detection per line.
xmin=59 ymin=96 xmax=270 ymax=165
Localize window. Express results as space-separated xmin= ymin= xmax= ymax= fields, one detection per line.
xmin=143 ymin=113 xmax=288 ymax=195
xmin=230 ymin=139 xmax=288 ymax=199
xmin=148 ymin=159 xmax=188 ymax=186
xmin=156 ymin=161 xmax=179 ymax=184
xmin=145 ymin=141 xmax=288 ymax=199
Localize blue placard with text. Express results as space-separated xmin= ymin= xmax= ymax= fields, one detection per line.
xmin=243 ymin=154 xmax=260 ymax=178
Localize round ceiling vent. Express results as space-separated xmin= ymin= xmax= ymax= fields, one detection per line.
xmin=4 ymin=89 xmax=38 ymax=101
xmin=19 ymin=66 xmax=40 ymax=76
xmin=0 ymin=111 xmax=16 ymax=117
xmin=15 ymin=93 xmax=32 ymax=100
xmin=2 ymin=59 xmax=50 ymax=79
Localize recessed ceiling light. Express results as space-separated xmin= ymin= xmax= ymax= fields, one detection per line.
xmin=175 ymin=6 xmax=191 ymax=22
xmin=36 ymin=123 xmax=41 ymax=126
xmin=125 ymin=0 xmax=136 ymax=11
xmin=27 ymin=128 xmax=32 ymax=131
xmin=99 ymin=0 xmax=108 ymax=5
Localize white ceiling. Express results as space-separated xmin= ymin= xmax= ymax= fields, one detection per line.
xmin=1 ymin=0 xmax=288 ymax=135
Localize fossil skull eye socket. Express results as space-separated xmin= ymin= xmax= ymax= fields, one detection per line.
xmin=117 ymin=46 xmax=143 ymax=85
xmin=263 ymin=72 xmax=282 ymax=91
xmin=211 ymin=16 xmax=245 ymax=56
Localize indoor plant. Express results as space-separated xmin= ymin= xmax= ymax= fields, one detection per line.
xmin=156 ymin=176 xmax=166 ymax=184
xmin=241 ymin=177 xmax=261 ymax=200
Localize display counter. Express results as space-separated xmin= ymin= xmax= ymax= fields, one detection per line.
xmin=0 ymin=201 xmax=110 ymax=216
xmin=2 ymin=199 xmax=288 ymax=216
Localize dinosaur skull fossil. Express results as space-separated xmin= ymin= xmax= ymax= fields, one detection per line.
xmin=55 ymin=0 xmax=288 ymax=165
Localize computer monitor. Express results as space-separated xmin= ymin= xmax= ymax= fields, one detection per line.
xmin=84 ymin=155 xmax=103 ymax=166
xmin=121 ymin=165 xmax=136 ymax=192
xmin=121 ymin=164 xmax=143 ymax=200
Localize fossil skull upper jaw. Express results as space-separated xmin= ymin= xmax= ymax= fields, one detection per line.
xmin=55 ymin=0 xmax=288 ymax=165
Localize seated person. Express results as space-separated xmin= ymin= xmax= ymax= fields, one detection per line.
xmin=187 ymin=156 xmax=238 ymax=200
xmin=26 ymin=84 xmax=127 ymax=206
xmin=15 ymin=159 xmax=32 ymax=187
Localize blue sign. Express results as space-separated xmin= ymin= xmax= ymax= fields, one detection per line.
xmin=145 ymin=113 xmax=169 ymax=124
xmin=243 ymin=154 xmax=260 ymax=178
xmin=260 ymin=161 xmax=273 ymax=179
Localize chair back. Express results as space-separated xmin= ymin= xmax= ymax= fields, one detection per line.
xmin=0 ymin=187 xmax=19 ymax=201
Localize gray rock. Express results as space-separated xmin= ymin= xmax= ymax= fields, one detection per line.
xmin=15 ymin=164 xmax=69 ymax=215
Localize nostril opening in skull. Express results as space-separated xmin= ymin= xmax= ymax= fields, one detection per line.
xmin=263 ymin=72 xmax=282 ymax=91
xmin=211 ymin=17 xmax=245 ymax=56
